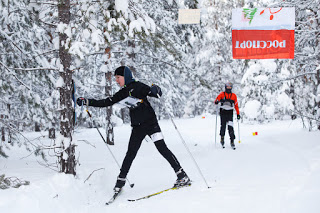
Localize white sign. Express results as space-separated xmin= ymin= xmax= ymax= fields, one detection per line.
xmin=178 ymin=9 xmax=201 ymax=24
xmin=232 ymin=8 xmax=295 ymax=30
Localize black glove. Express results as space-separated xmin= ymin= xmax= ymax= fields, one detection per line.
xmin=237 ymin=114 xmax=240 ymax=120
xmin=150 ymin=85 xmax=162 ymax=97
xmin=215 ymin=100 xmax=219 ymax=105
xmin=76 ymin=97 xmax=88 ymax=106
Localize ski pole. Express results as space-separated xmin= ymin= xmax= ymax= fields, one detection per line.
xmin=214 ymin=105 xmax=218 ymax=148
xmin=237 ymin=119 xmax=241 ymax=144
xmin=85 ymin=109 xmax=135 ymax=188
xmin=158 ymin=95 xmax=211 ymax=189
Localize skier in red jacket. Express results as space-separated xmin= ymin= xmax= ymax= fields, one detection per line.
xmin=214 ymin=82 xmax=240 ymax=149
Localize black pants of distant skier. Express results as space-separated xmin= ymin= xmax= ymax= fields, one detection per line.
xmin=220 ymin=110 xmax=235 ymax=140
xmin=118 ymin=122 xmax=182 ymax=179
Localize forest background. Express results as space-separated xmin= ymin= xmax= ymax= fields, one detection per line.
xmin=0 ymin=0 xmax=319 ymax=173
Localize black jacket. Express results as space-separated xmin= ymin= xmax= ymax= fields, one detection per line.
xmin=88 ymin=81 xmax=158 ymax=126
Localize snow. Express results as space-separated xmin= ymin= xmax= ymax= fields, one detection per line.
xmin=241 ymin=64 xmax=260 ymax=84
xmin=53 ymin=37 xmax=59 ymax=50
xmin=1 ymin=115 xmax=320 ymax=213
xmin=276 ymin=92 xmax=294 ymax=111
xmin=69 ymin=41 xmax=90 ymax=60
xmin=129 ymin=18 xmax=153 ymax=37
xmin=115 ymin=0 xmax=129 ymax=17
xmin=264 ymin=104 xmax=275 ymax=119
xmin=82 ymin=29 xmax=91 ymax=40
xmin=33 ymin=94 xmax=41 ymax=105
xmin=55 ymin=76 xmax=65 ymax=88
xmin=260 ymin=59 xmax=277 ymax=73
xmin=244 ymin=100 xmax=261 ymax=120
xmin=56 ymin=23 xmax=68 ymax=34
xmin=91 ymin=29 xmax=104 ymax=51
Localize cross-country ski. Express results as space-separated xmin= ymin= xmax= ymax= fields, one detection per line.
xmin=128 ymin=184 xmax=191 ymax=202
xmin=105 ymin=189 xmax=122 ymax=205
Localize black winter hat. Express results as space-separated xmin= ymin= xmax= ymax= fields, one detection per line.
xmin=114 ymin=66 xmax=135 ymax=86
xmin=114 ymin=66 xmax=125 ymax=76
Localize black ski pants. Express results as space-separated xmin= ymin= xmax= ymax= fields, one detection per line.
xmin=220 ymin=110 xmax=235 ymax=140
xmin=118 ymin=122 xmax=182 ymax=179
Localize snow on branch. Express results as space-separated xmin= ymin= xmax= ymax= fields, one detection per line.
xmin=0 ymin=29 xmax=26 ymax=55
xmin=0 ymin=61 xmax=31 ymax=90
xmin=257 ymin=71 xmax=317 ymax=86
xmin=127 ymin=0 xmax=156 ymax=36
xmin=29 ymin=1 xmax=57 ymax=6
xmin=9 ymin=67 xmax=59 ymax=71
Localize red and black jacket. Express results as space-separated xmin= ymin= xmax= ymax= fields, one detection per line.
xmin=215 ymin=92 xmax=240 ymax=115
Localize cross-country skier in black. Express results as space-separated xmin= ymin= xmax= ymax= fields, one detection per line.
xmin=214 ymin=82 xmax=240 ymax=149
xmin=77 ymin=66 xmax=191 ymax=193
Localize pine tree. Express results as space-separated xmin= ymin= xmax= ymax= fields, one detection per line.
xmin=292 ymin=0 xmax=320 ymax=130
xmin=0 ymin=0 xmax=54 ymax=157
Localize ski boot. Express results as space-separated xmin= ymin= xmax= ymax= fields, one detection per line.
xmin=113 ymin=176 xmax=126 ymax=192
xmin=174 ymin=168 xmax=191 ymax=188
xmin=231 ymin=139 xmax=236 ymax=150
xmin=220 ymin=136 xmax=225 ymax=148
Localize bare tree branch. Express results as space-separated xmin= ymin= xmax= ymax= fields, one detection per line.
xmin=10 ymin=67 xmax=59 ymax=71
xmin=84 ymin=168 xmax=105 ymax=183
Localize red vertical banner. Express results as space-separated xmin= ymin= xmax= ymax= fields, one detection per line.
xmin=232 ymin=8 xmax=295 ymax=59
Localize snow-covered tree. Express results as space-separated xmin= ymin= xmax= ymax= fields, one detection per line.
xmin=187 ymin=0 xmax=245 ymax=117
xmin=241 ymin=60 xmax=294 ymax=121
xmin=291 ymin=0 xmax=320 ymax=130
xmin=1 ymin=0 xmax=319 ymax=169
xmin=0 ymin=0 xmax=55 ymax=157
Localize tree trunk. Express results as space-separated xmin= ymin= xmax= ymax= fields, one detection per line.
xmin=1 ymin=127 xmax=5 ymax=142
xmin=58 ymin=0 xmax=76 ymax=175
xmin=127 ymin=39 xmax=136 ymax=74
xmin=317 ymin=69 xmax=320 ymax=130
xmin=105 ymin=71 xmax=114 ymax=145
xmin=316 ymin=14 xmax=320 ymax=130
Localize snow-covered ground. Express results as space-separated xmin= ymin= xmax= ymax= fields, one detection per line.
xmin=1 ymin=114 xmax=320 ymax=213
